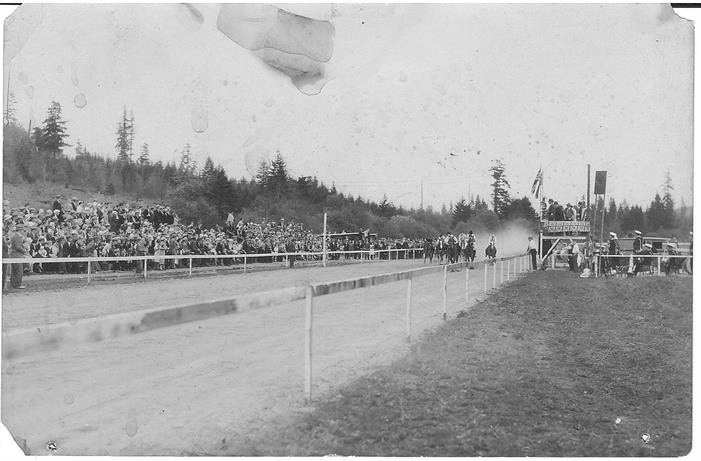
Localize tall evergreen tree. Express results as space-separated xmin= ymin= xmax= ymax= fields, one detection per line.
xmin=255 ymin=160 xmax=271 ymax=189
xmin=452 ymin=197 xmax=472 ymax=224
xmin=268 ymin=151 xmax=289 ymax=200
xmin=4 ymin=91 xmax=17 ymax=127
xmin=127 ymin=110 xmax=135 ymax=162
xmin=115 ymin=107 xmax=131 ymax=163
xmin=489 ymin=159 xmax=511 ymax=217
xmin=138 ymin=143 xmax=150 ymax=167
xmin=178 ymin=142 xmax=197 ymax=176
xmin=39 ymin=101 xmax=69 ymax=156
xmin=662 ymin=171 xmax=675 ymax=227
xmin=33 ymin=101 xmax=69 ymax=183
xmin=378 ymin=195 xmax=396 ymax=218
xmin=201 ymin=156 xmax=216 ymax=185
xmin=646 ymin=193 xmax=666 ymax=232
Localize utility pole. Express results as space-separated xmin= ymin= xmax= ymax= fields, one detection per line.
xmin=420 ymin=180 xmax=424 ymax=210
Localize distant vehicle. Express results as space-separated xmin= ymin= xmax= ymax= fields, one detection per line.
xmin=617 ymin=237 xmax=671 ymax=254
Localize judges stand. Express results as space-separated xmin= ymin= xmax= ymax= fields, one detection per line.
xmin=539 ymin=220 xmax=591 ymax=269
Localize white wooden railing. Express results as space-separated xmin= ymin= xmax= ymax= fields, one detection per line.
xmin=2 ymin=248 xmax=425 ymax=283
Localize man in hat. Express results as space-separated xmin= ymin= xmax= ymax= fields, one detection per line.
xmin=664 ymin=242 xmax=681 ymax=274
xmin=633 ymin=230 xmax=644 ymax=254
xmin=526 ymin=236 xmax=538 ymax=270
xmin=564 ymin=203 xmax=576 ymax=221
xmin=633 ymin=243 xmax=654 ymax=274
xmin=609 ymin=232 xmax=618 ymax=249
xmin=577 ymin=201 xmax=587 ymax=221
xmin=546 ymin=199 xmax=556 ymax=220
xmin=568 ymin=240 xmax=581 ymax=272
xmin=9 ymin=222 xmax=27 ymax=289
xmin=554 ymin=201 xmax=565 ymax=221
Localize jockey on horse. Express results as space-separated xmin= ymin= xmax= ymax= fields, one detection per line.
xmin=485 ymin=234 xmax=497 ymax=262
xmin=457 ymin=231 xmax=468 ymax=262
xmin=446 ymin=232 xmax=460 ymax=264
xmin=435 ymin=234 xmax=447 ymax=264
xmin=465 ymin=230 xmax=477 ymax=264
xmin=423 ymin=237 xmax=435 ymax=263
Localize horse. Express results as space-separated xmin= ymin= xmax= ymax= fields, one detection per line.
xmin=485 ymin=243 xmax=497 ymax=262
xmin=463 ymin=241 xmax=476 ymax=264
xmin=446 ymin=238 xmax=461 ymax=264
xmin=423 ymin=239 xmax=435 ymax=263
xmin=435 ymin=238 xmax=447 ymax=264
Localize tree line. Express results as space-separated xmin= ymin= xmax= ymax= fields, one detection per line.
xmin=3 ymin=100 xmax=689 ymax=240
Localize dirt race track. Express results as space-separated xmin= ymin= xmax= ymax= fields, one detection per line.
xmin=1 ymin=258 xmax=522 ymax=455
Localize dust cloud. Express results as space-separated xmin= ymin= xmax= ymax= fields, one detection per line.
xmin=470 ymin=219 xmax=536 ymax=259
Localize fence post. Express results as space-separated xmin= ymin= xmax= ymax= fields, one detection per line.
xmin=189 ymin=257 xmax=193 ymax=277
xmin=322 ymin=212 xmax=328 ymax=268
xmin=465 ymin=261 xmax=469 ymax=306
xmin=305 ymin=285 xmax=314 ymax=403
xmin=492 ymin=259 xmax=497 ymax=289
xmin=406 ymin=277 xmax=412 ymax=342
xmin=87 ymin=258 xmax=91 ymax=284
xmin=442 ymin=265 xmax=448 ymax=320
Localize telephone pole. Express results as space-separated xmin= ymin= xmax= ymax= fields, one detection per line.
xmin=420 ymin=180 xmax=424 ymax=210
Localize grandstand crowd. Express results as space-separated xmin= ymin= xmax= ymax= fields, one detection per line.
xmin=2 ymin=197 xmax=422 ymax=288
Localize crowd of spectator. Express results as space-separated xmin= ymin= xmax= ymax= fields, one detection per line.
xmin=540 ymin=198 xmax=589 ymax=221
xmin=2 ymin=197 xmax=424 ymax=286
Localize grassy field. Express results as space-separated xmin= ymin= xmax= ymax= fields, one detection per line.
xmin=241 ymin=271 xmax=692 ymax=456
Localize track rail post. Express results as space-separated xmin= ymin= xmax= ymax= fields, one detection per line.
xmin=406 ymin=278 xmax=412 ymax=342
xmin=305 ymin=285 xmax=314 ymax=403
xmin=500 ymin=259 xmax=504 ymax=285
xmin=465 ymin=261 xmax=469 ymax=306
xmin=657 ymin=256 xmax=662 ymax=276
xmin=87 ymin=258 xmax=91 ymax=284
xmin=143 ymin=259 xmax=147 ymax=280
xmin=483 ymin=261 xmax=488 ymax=293
xmin=188 ymin=257 xmax=193 ymax=277
xmin=442 ymin=265 xmax=448 ymax=320
xmin=507 ymin=259 xmax=510 ymax=281
xmin=492 ymin=260 xmax=497 ymax=289
xmin=243 ymin=255 xmax=247 ymax=273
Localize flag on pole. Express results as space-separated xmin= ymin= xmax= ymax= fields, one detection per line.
xmin=531 ymin=168 xmax=543 ymax=197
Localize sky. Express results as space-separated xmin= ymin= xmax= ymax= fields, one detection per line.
xmin=2 ymin=2 xmax=694 ymax=211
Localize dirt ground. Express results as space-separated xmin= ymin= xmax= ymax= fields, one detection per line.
xmin=1 ymin=258 xmax=520 ymax=455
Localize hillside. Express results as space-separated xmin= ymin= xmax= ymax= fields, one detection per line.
xmin=1 ymin=182 xmax=155 ymax=210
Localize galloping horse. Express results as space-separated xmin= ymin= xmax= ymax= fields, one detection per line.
xmin=485 ymin=242 xmax=497 ymax=262
xmin=464 ymin=240 xmax=476 ymax=264
xmin=423 ymin=239 xmax=435 ymax=263
xmin=435 ymin=238 xmax=447 ymax=263
xmin=446 ymin=237 xmax=461 ymax=264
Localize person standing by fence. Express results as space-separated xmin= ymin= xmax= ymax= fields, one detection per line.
xmin=526 ymin=236 xmax=538 ymax=270
xmin=9 ymin=222 xmax=27 ymax=289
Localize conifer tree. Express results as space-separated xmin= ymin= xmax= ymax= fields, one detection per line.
xmin=489 ymin=159 xmax=511 ymax=217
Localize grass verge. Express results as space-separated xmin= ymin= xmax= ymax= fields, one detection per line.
xmin=239 ymin=270 xmax=692 ymax=456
